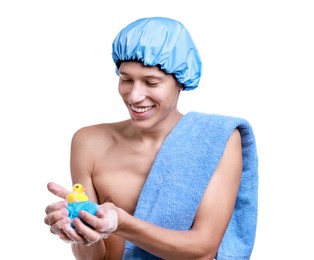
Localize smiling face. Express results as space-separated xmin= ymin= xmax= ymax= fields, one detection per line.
xmin=118 ymin=61 xmax=182 ymax=132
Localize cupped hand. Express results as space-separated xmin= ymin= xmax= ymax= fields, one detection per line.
xmin=62 ymin=202 xmax=119 ymax=246
xmin=44 ymin=182 xmax=72 ymax=242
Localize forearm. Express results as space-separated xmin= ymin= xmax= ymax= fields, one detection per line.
xmin=71 ymin=240 xmax=106 ymax=260
xmin=115 ymin=211 xmax=216 ymax=259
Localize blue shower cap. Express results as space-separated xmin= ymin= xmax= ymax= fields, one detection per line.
xmin=112 ymin=17 xmax=202 ymax=90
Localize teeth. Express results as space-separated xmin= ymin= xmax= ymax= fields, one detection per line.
xmin=131 ymin=106 xmax=153 ymax=113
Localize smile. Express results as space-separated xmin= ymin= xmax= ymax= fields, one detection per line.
xmin=130 ymin=105 xmax=154 ymax=113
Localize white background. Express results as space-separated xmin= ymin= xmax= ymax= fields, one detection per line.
xmin=1 ymin=0 xmax=313 ymax=259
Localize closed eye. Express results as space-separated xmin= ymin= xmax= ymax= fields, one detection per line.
xmin=145 ymin=81 xmax=160 ymax=87
xmin=119 ymin=77 xmax=133 ymax=84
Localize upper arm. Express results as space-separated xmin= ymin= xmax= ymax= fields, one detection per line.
xmin=69 ymin=126 xmax=103 ymax=203
xmin=192 ymin=128 xmax=243 ymax=253
xmin=69 ymin=126 xmax=108 ymax=259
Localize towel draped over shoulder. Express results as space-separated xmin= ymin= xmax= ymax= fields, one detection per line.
xmin=123 ymin=112 xmax=258 ymax=260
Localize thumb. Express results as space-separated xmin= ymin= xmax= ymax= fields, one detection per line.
xmin=47 ymin=182 xmax=71 ymax=200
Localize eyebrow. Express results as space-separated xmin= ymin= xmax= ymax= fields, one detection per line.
xmin=119 ymin=72 xmax=165 ymax=80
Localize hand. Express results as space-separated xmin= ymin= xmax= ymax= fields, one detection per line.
xmin=62 ymin=203 xmax=119 ymax=246
xmin=44 ymin=182 xmax=73 ymax=242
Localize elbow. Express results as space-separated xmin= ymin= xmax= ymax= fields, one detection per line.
xmin=197 ymin=245 xmax=219 ymax=260
xmin=191 ymin=237 xmax=220 ymax=260
xmin=176 ymin=240 xmax=219 ymax=260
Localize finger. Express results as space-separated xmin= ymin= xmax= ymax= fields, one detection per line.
xmin=47 ymin=182 xmax=71 ymax=199
xmin=63 ymin=222 xmax=90 ymax=245
xmin=78 ymin=210 xmax=98 ymax=229
xmin=79 ymin=208 xmax=118 ymax=234
xmin=72 ymin=218 xmax=107 ymax=243
xmin=44 ymin=207 xmax=69 ymax=228
xmin=49 ymin=216 xmax=71 ymax=235
xmin=45 ymin=200 xmax=68 ymax=215
xmin=59 ymin=231 xmax=73 ymax=243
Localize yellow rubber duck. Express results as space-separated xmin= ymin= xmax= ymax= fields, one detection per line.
xmin=66 ymin=183 xmax=89 ymax=203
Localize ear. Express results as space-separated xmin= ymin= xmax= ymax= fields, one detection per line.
xmin=177 ymin=82 xmax=184 ymax=91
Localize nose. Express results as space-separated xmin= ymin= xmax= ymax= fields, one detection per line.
xmin=128 ymin=81 xmax=146 ymax=104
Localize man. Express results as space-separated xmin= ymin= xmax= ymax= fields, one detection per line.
xmin=44 ymin=17 xmax=258 ymax=260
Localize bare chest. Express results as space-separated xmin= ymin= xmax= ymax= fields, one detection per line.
xmin=93 ymin=146 xmax=158 ymax=215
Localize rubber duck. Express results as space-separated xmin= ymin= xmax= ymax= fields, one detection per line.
xmin=66 ymin=183 xmax=89 ymax=203
xmin=66 ymin=183 xmax=99 ymax=228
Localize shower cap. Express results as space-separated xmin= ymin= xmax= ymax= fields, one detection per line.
xmin=112 ymin=17 xmax=202 ymax=90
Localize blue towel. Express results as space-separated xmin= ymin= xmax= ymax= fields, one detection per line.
xmin=123 ymin=112 xmax=258 ymax=259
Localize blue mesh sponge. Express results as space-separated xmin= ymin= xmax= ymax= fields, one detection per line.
xmin=67 ymin=201 xmax=99 ymax=228
xmin=112 ymin=17 xmax=202 ymax=90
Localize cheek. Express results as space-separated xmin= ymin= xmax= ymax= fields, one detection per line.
xmin=164 ymin=86 xmax=181 ymax=100
xmin=118 ymin=85 xmax=122 ymax=95
xmin=118 ymin=84 xmax=127 ymax=97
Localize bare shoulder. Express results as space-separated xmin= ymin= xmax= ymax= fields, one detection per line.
xmin=228 ymin=128 xmax=241 ymax=145
xmin=226 ymin=128 xmax=242 ymax=155
xmin=71 ymin=120 xmax=131 ymax=149
xmin=216 ymin=128 xmax=242 ymax=175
